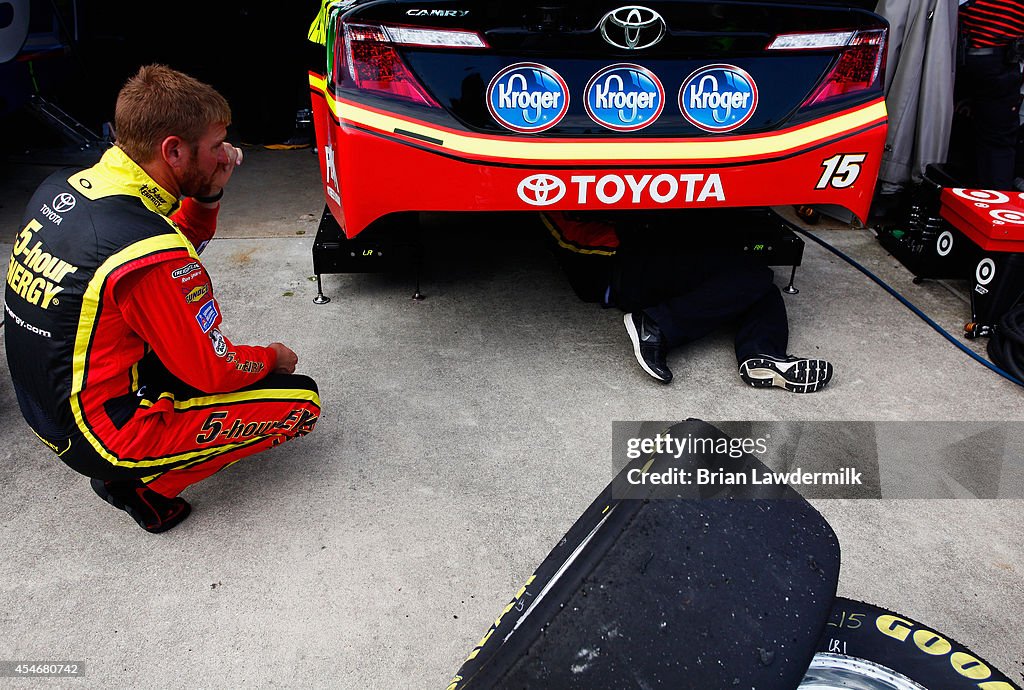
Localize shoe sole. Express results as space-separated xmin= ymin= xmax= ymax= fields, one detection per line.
xmin=91 ymin=479 xmax=191 ymax=534
xmin=623 ymin=313 xmax=670 ymax=383
xmin=739 ymin=357 xmax=833 ymax=393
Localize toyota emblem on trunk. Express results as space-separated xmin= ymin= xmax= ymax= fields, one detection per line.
xmin=518 ymin=174 xmax=566 ymax=206
xmin=600 ymin=6 xmax=666 ymax=50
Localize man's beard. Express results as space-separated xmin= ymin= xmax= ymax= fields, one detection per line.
xmin=179 ymin=157 xmax=213 ymax=198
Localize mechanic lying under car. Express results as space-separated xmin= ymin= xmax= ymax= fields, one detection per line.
xmin=542 ymin=211 xmax=833 ymax=392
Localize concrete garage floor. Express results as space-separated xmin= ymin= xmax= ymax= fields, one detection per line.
xmin=0 ymin=147 xmax=1021 ymax=687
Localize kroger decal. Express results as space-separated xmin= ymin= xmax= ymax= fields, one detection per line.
xmin=679 ymin=64 xmax=758 ymax=133
xmin=585 ymin=64 xmax=665 ymax=132
xmin=487 ymin=63 xmax=569 ymax=133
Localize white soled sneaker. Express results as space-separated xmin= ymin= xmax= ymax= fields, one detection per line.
xmin=738 ymin=354 xmax=833 ymax=393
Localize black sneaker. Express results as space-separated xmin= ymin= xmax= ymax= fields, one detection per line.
xmin=738 ymin=354 xmax=833 ymax=393
xmin=624 ymin=312 xmax=672 ymax=383
xmin=90 ymin=478 xmax=191 ymax=533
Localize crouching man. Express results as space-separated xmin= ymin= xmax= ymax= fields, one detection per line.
xmin=5 ymin=65 xmax=321 ymax=533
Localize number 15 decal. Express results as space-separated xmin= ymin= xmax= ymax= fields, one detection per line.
xmin=817 ymin=153 xmax=867 ymax=189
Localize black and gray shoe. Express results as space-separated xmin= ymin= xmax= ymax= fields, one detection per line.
xmin=91 ymin=478 xmax=191 ymax=533
xmin=738 ymin=354 xmax=833 ymax=393
xmin=624 ymin=312 xmax=672 ymax=383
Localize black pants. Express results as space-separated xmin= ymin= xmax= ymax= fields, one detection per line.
xmin=960 ymin=52 xmax=1023 ymax=190
xmin=611 ymin=248 xmax=788 ymax=364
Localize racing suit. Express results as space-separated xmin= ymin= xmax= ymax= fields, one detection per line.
xmin=5 ymin=146 xmax=320 ymax=498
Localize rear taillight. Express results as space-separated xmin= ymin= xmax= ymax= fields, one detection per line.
xmin=338 ymin=22 xmax=487 ymax=107
xmin=769 ymin=29 xmax=887 ymax=107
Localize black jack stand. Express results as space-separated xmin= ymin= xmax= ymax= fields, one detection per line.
xmin=311 ymin=207 xmax=422 ymax=303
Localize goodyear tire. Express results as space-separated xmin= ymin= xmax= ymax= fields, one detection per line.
xmin=801 ymin=597 xmax=1021 ymax=690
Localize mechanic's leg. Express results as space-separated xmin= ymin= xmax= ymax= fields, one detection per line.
xmin=642 ymin=255 xmax=778 ymax=349
xmin=734 ymin=284 xmax=789 ymax=364
xmin=612 ymin=249 xmax=703 ymax=314
xmin=613 ymin=250 xmax=705 ymax=383
xmin=734 ymin=285 xmax=834 ymax=393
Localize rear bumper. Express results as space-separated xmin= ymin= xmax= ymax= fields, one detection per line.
xmin=311 ymin=74 xmax=887 ymax=238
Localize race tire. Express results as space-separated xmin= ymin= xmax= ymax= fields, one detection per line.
xmin=803 ymin=597 xmax=1021 ymax=690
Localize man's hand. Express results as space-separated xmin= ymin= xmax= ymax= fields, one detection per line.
xmin=196 ymin=143 xmax=243 ymax=204
xmin=215 ymin=142 xmax=243 ymax=185
xmin=268 ymin=342 xmax=298 ymax=374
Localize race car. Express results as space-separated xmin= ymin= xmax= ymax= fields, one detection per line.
xmin=307 ymin=0 xmax=888 ymax=276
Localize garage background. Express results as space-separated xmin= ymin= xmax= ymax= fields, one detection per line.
xmin=0 ymin=0 xmax=319 ymax=151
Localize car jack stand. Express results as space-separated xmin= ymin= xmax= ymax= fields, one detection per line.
xmin=411 ymin=240 xmax=426 ymax=301
xmin=311 ymin=206 xmax=422 ymax=304
xmin=783 ymin=265 xmax=799 ymax=294
xmin=313 ymin=274 xmax=331 ymax=305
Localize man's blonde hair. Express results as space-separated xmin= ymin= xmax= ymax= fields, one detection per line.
xmin=114 ymin=64 xmax=231 ymax=163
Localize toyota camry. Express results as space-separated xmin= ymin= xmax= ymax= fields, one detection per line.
xmin=307 ymin=0 xmax=887 ymax=243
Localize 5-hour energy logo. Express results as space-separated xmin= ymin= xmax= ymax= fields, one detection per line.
xmin=7 ymin=219 xmax=79 ymax=309
xmin=195 ymin=408 xmax=319 ymax=444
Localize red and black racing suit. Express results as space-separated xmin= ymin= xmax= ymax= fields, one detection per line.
xmin=5 ymin=147 xmax=320 ymax=498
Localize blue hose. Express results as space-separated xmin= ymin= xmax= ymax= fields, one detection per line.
xmin=793 ymin=227 xmax=1024 ymax=388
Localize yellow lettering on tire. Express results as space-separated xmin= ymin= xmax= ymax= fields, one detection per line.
xmin=913 ymin=629 xmax=952 ymax=656
xmin=876 ymin=614 xmax=913 ymax=641
xmin=950 ymin=651 xmax=991 ymax=680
